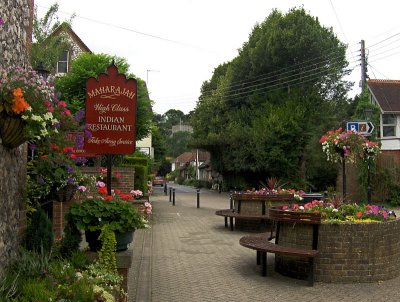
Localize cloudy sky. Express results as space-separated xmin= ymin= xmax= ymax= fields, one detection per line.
xmin=35 ymin=0 xmax=400 ymax=114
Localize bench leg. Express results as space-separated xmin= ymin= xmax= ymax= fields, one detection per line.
xmin=224 ymin=217 xmax=228 ymax=228
xmin=308 ymin=258 xmax=314 ymax=286
xmin=256 ymin=251 xmax=260 ymax=265
xmin=230 ymin=217 xmax=234 ymax=231
xmin=261 ymin=252 xmax=267 ymax=276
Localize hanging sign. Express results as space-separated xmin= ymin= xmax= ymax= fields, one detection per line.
xmin=85 ymin=63 xmax=137 ymax=154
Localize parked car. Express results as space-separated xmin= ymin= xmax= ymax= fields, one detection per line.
xmin=152 ymin=176 xmax=165 ymax=187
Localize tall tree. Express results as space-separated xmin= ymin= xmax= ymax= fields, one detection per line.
xmin=31 ymin=3 xmax=74 ymax=72
xmin=55 ymin=52 xmax=153 ymax=141
xmin=192 ymin=7 xmax=351 ymax=190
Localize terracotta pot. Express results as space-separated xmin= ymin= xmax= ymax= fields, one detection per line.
xmin=0 ymin=113 xmax=26 ymax=148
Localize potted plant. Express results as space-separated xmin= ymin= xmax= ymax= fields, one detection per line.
xmin=27 ymin=146 xmax=89 ymax=203
xmin=68 ymin=187 xmax=148 ymax=251
xmin=0 ymin=66 xmax=67 ymax=148
xmin=319 ymin=128 xmax=380 ymax=163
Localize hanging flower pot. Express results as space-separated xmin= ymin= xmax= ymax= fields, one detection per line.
xmin=51 ymin=183 xmax=77 ymax=203
xmin=0 ymin=113 xmax=26 ymax=148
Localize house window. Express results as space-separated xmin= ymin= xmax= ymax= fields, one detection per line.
xmin=382 ymin=114 xmax=396 ymax=137
xmin=57 ymin=50 xmax=69 ymax=74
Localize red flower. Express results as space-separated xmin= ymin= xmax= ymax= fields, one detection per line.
xmin=41 ymin=155 xmax=48 ymax=158
xmin=105 ymin=195 xmax=113 ymax=201
xmin=98 ymin=187 xmax=107 ymax=195
xmin=356 ymin=211 xmax=363 ymax=218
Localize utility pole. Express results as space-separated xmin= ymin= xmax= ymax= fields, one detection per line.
xmin=360 ymin=40 xmax=368 ymax=91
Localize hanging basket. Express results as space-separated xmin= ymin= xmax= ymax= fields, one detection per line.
xmin=0 ymin=113 xmax=26 ymax=148
xmin=51 ymin=183 xmax=77 ymax=203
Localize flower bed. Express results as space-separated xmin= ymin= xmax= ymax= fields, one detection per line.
xmin=275 ymin=218 xmax=400 ymax=283
xmin=274 ymin=200 xmax=400 ymax=283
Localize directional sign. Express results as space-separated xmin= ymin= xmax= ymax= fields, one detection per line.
xmin=346 ymin=121 xmax=374 ymax=136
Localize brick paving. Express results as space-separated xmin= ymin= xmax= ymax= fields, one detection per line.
xmin=128 ymin=188 xmax=400 ymax=302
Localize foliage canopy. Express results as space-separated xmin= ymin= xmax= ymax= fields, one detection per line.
xmin=192 ymin=7 xmax=352 ymax=190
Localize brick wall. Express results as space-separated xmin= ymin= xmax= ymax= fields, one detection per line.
xmin=275 ymin=219 xmax=400 ymax=283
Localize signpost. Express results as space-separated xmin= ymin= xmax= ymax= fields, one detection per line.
xmin=346 ymin=121 xmax=374 ymax=136
xmin=85 ymin=62 xmax=137 ymax=194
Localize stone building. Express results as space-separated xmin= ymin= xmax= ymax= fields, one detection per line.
xmin=0 ymin=0 xmax=33 ymax=276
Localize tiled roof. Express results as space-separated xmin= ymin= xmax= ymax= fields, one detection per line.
xmin=174 ymin=150 xmax=211 ymax=164
xmin=367 ymin=79 xmax=400 ymax=112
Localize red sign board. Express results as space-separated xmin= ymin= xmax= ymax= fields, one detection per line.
xmin=85 ymin=63 xmax=137 ymax=154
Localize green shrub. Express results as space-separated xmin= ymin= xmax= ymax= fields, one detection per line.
xmin=17 ymin=279 xmax=56 ymax=301
xmin=9 ymin=248 xmax=51 ymax=281
xmin=98 ymin=225 xmax=117 ymax=273
xmin=68 ymin=250 xmax=91 ymax=270
xmin=24 ymin=208 xmax=53 ymax=255
xmin=58 ymin=214 xmax=82 ymax=258
xmin=133 ymin=164 xmax=148 ymax=192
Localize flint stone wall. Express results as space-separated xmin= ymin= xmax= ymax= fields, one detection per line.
xmin=0 ymin=0 xmax=33 ymax=277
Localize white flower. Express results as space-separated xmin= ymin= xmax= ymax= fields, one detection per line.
xmin=299 ymin=206 xmax=304 ymax=210
xmin=31 ymin=114 xmax=43 ymax=122
xmin=43 ymin=112 xmax=53 ymax=120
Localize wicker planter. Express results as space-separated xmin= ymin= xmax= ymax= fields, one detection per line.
xmin=51 ymin=183 xmax=77 ymax=203
xmin=0 ymin=113 xmax=26 ymax=148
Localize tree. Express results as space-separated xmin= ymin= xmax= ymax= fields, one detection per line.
xmin=192 ymin=7 xmax=351 ymax=190
xmin=55 ymin=52 xmax=153 ymax=141
xmin=31 ymin=3 xmax=74 ymax=72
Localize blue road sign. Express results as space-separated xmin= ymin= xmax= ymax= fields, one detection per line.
xmin=346 ymin=121 xmax=374 ymax=136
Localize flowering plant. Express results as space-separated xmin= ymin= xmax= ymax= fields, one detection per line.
xmin=0 ymin=66 xmax=69 ymax=143
xmin=27 ymin=145 xmax=89 ymax=201
xmin=68 ymin=182 xmax=147 ymax=232
xmin=319 ymin=128 xmax=380 ymax=163
xmin=281 ymin=199 xmax=396 ymax=222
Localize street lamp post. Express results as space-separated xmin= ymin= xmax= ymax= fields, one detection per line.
xmin=365 ymin=108 xmax=373 ymax=203
xmin=34 ymin=62 xmax=50 ymax=79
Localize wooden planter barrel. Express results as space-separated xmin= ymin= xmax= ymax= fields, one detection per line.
xmin=231 ymin=193 xmax=294 ymax=231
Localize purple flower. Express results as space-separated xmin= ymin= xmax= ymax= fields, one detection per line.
xmin=67 ymin=177 xmax=74 ymax=184
xmin=66 ymin=165 xmax=74 ymax=174
xmin=75 ymin=109 xmax=85 ymax=123
xmin=73 ymin=157 xmax=88 ymax=165
xmin=74 ymin=134 xmax=84 ymax=149
xmin=28 ymin=144 xmax=37 ymax=151
xmin=0 ymin=17 xmax=4 ymax=26
xmin=84 ymin=128 xmax=92 ymax=138
xmin=53 ymin=123 xmax=61 ymax=129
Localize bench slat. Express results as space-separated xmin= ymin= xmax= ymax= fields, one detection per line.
xmin=240 ymin=235 xmax=318 ymax=258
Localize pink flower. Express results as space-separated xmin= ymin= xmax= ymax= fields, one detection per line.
xmin=96 ymin=181 xmax=106 ymax=188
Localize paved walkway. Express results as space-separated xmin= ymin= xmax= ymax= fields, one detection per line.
xmin=128 ymin=188 xmax=400 ymax=302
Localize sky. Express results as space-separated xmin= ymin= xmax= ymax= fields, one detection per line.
xmin=35 ymin=0 xmax=400 ymax=115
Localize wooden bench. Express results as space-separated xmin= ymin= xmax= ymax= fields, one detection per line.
xmin=215 ymin=209 xmax=270 ymax=231
xmin=239 ymin=208 xmax=321 ymax=286
xmin=215 ymin=193 xmax=294 ymax=231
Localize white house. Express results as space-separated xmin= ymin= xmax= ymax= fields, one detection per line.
xmin=368 ymin=79 xmax=400 ymax=151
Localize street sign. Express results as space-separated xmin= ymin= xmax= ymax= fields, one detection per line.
xmin=346 ymin=121 xmax=374 ymax=136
